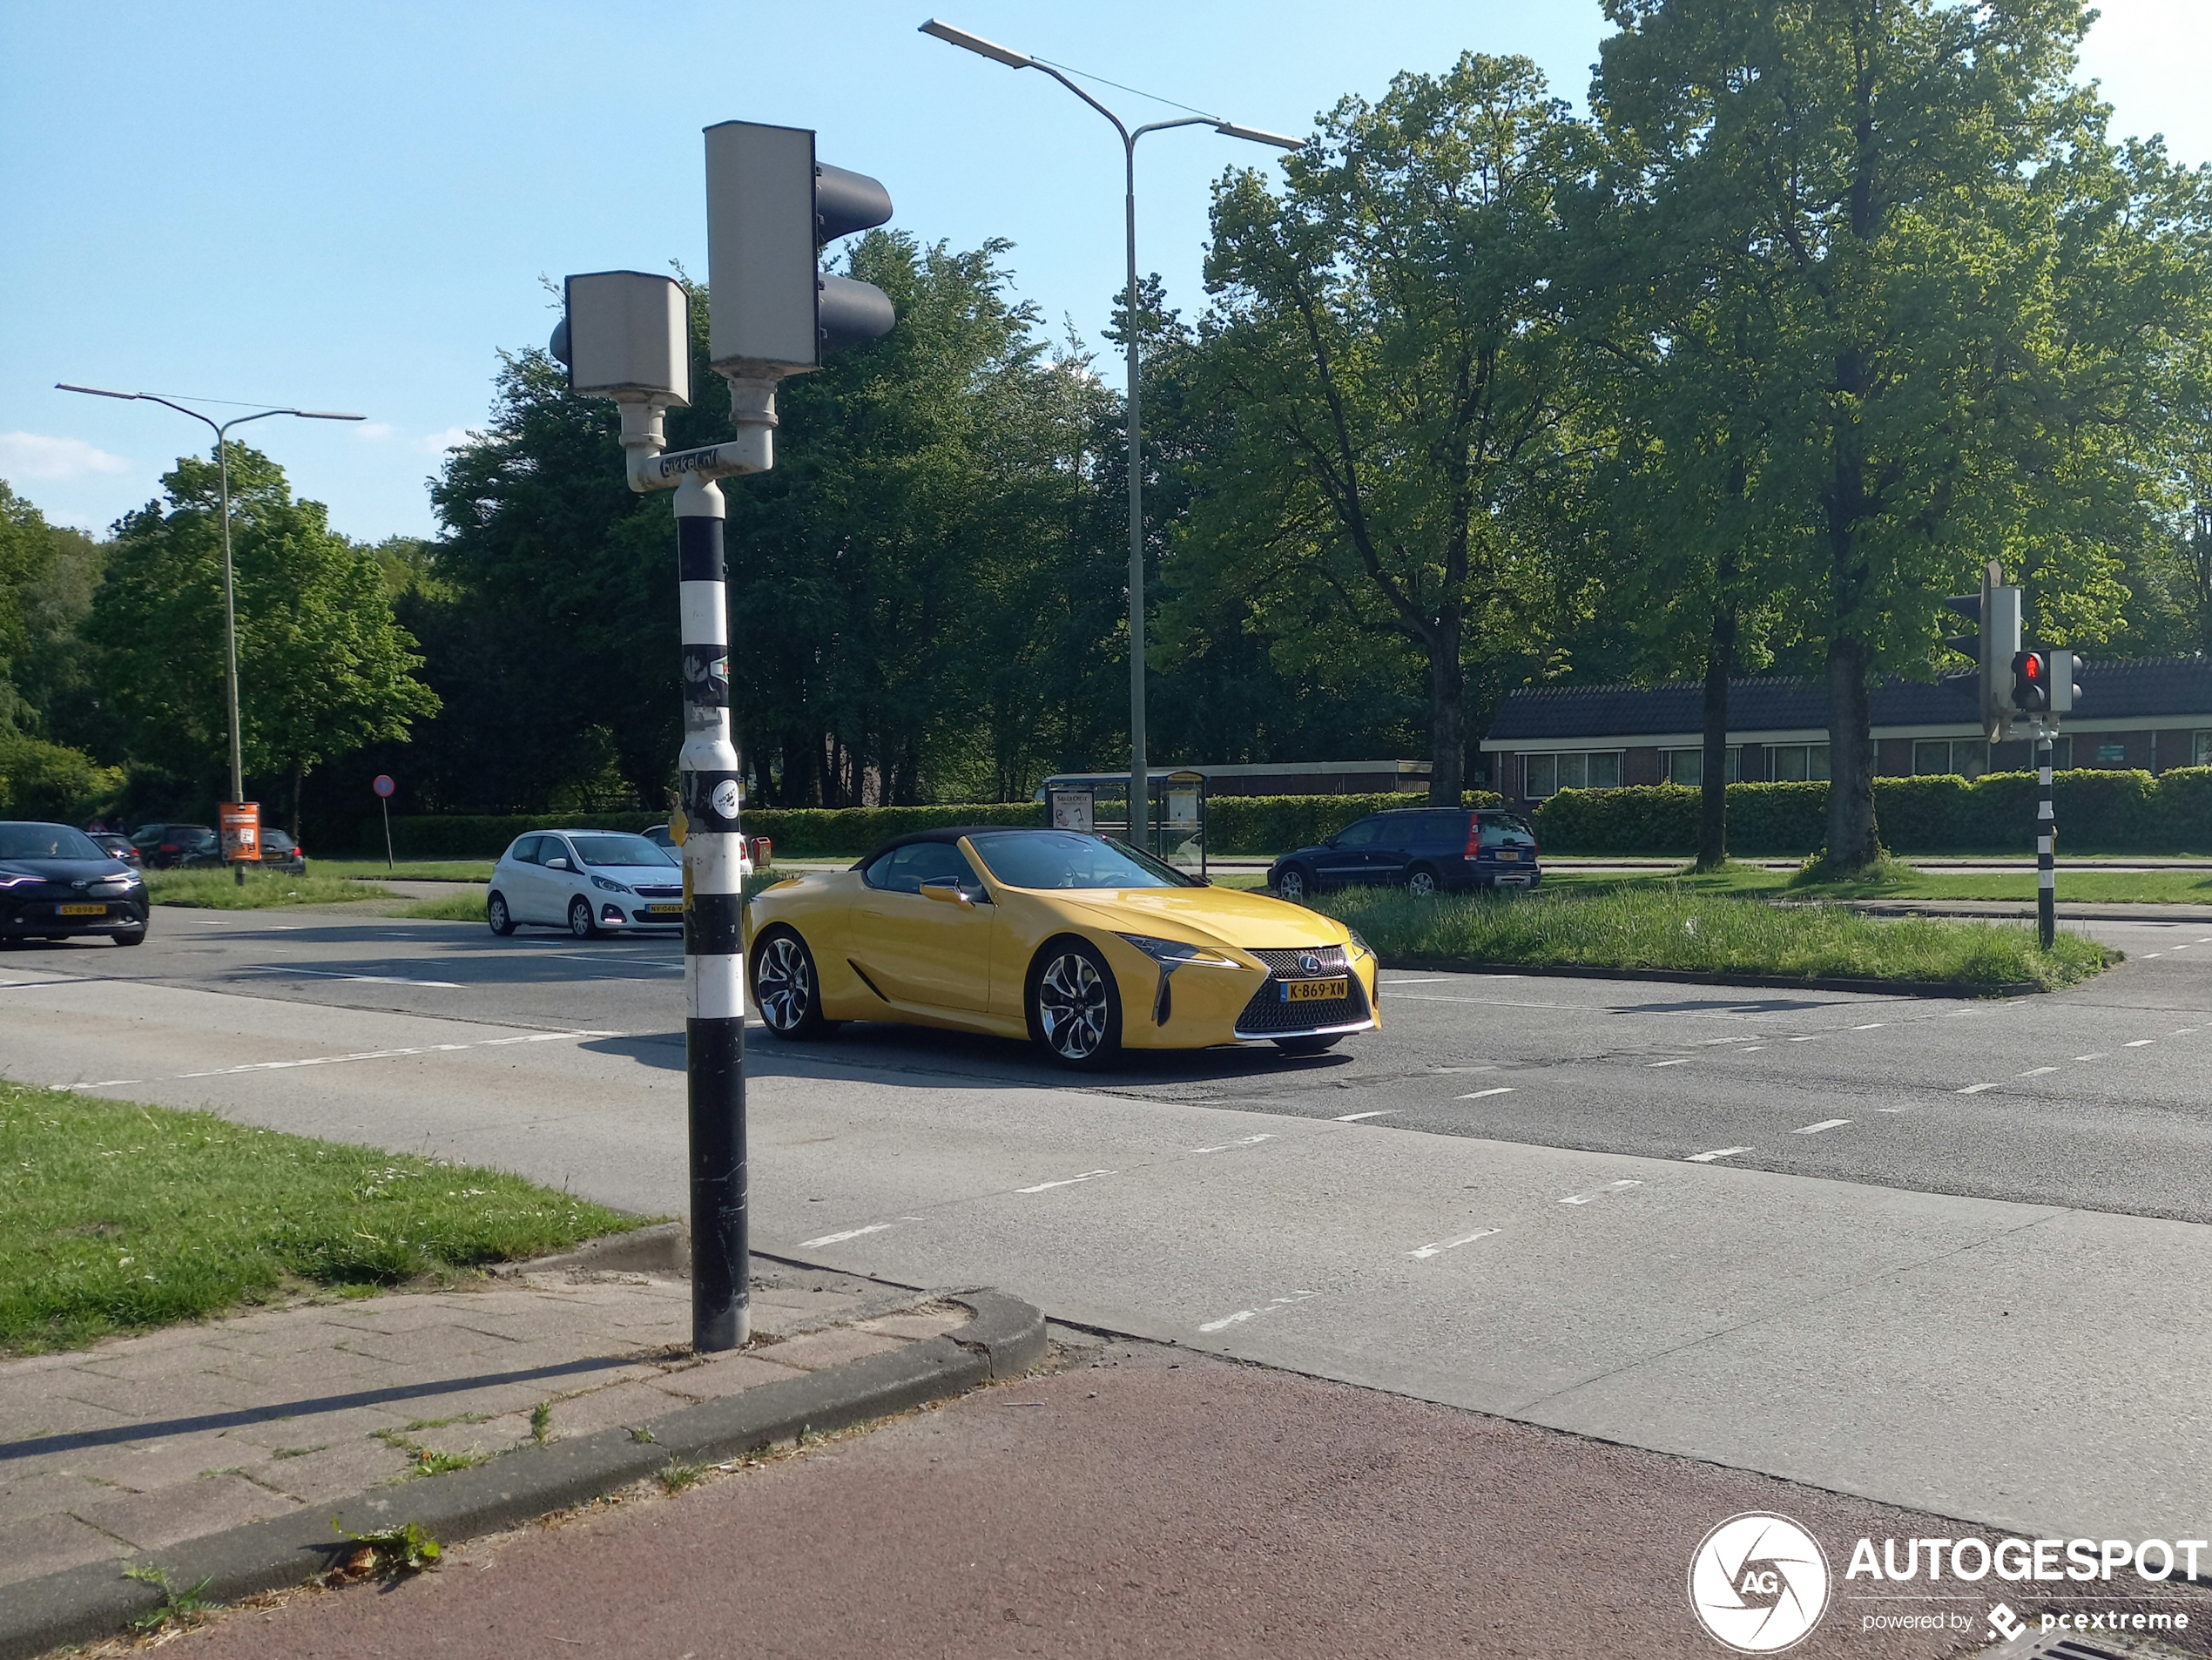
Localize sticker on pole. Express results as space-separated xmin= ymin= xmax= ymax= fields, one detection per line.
xmin=711 ymin=779 xmax=741 ymax=819
xmin=373 ymin=775 xmax=395 ymax=799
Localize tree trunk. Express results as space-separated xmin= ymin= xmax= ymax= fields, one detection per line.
xmin=1824 ymin=637 xmax=1880 ymax=871
xmin=290 ymin=759 xmax=304 ymax=841
xmin=1696 ymin=604 xmax=1736 ymax=871
xmin=1428 ymin=615 xmax=1466 ymax=804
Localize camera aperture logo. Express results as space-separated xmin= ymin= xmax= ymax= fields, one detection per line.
xmin=1689 ymin=1513 xmax=1831 ymax=1652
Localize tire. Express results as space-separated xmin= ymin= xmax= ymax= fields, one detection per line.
xmin=1405 ymin=865 xmax=1440 ymax=898
xmin=112 ymin=928 xmax=146 ymax=948
xmin=487 ymin=891 xmax=516 ymax=936
xmin=1028 ymin=939 xmax=1122 ymax=1070
xmin=752 ymin=928 xmax=839 ymax=1041
xmin=1274 ymin=1035 xmax=1342 ymax=1056
xmin=568 ymin=896 xmax=598 ymax=940
xmin=1275 ymin=865 xmax=1312 ymax=902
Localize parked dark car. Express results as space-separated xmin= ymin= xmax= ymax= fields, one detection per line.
xmin=1268 ymin=808 xmax=1541 ymax=901
xmin=130 ymin=823 xmax=219 ymax=869
xmin=0 ymin=821 xmax=149 ymax=944
xmin=87 ymin=831 xmax=141 ymax=867
xmin=259 ymin=828 xmax=307 ymax=874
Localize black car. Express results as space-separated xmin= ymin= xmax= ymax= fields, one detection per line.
xmin=0 ymin=821 xmax=149 ymax=945
xmin=87 ymin=831 xmax=141 ymax=867
xmin=259 ymin=828 xmax=307 ymax=874
xmin=130 ymin=822 xmax=220 ymax=869
xmin=1268 ymin=807 xmax=1541 ymax=901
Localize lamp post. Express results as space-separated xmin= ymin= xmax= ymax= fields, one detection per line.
xmin=57 ymin=385 xmax=363 ymax=881
xmin=920 ymin=20 xmax=1298 ymax=850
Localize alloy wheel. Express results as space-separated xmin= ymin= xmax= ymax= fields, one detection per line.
xmin=1037 ymin=950 xmax=1111 ymax=1062
xmin=568 ymin=897 xmax=595 ymax=939
xmin=1406 ymin=867 xmax=1438 ymax=898
xmin=1277 ymin=867 xmax=1308 ymax=901
xmin=755 ymin=935 xmax=814 ymax=1033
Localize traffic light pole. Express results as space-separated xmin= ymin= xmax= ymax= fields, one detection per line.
xmin=676 ymin=474 xmax=750 ymax=1351
xmin=2035 ymin=725 xmax=2056 ymax=952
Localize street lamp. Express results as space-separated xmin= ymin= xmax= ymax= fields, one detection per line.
xmin=920 ymin=20 xmax=1299 ymax=850
xmin=57 ymin=384 xmax=363 ymax=881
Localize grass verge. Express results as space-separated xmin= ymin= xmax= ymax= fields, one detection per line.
xmin=318 ymin=859 xmax=495 ymax=883
xmin=391 ymin=891 xmax=486 ymax=921
xmin=147 ymin=869 xmax=393 ymax=909
xmin=1311 ymin=882 xmax=2112 ymax=991
xmin=0 ymin=1082 xmax=644 ymax=1353
xmin=1544 ymin=860 xmax=2212 ymax=907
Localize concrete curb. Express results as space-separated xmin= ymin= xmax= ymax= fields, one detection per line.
xmin=0 ymin=1289 xmax=1046 ymax=1660
xmin=1380 ymin=956 xmax=2040 ymax=1000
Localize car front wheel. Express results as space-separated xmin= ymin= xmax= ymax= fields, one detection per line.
xmin=1029 ymin=941 xmax=1122 ymax=1070
xmin=488 ymin=892 xmax=516 ymax=936
xmin=1275 ymin=866 xmax=1312 ymax=902
xmin=752 ymin=928 xmax=838 ymax=1041
xmin=112 ymin=928 xmax=146 ymax=948
xmin=1274 ymin=1035 xmax=1341 ymax=1056
xmin=567 ymin=896 xmax=598 ymax=939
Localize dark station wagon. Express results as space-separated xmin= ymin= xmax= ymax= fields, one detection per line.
xmin=1268 ymin=807 xmax=1541 ymax=901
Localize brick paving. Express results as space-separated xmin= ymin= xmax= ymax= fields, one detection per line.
xmin=0 ymin=1264 xmax=966 ymax=1591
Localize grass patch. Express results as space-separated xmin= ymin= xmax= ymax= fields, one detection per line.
xmin=147 ymin=869 xmax=391 ymax=909
xmin=1543 ymin=858 xmax=2212 ymax=907
xmin=0 ymin=1083 xmax=647 ymax=1353
xmin=391 ymin=891 xmax=486 ymax=922
xmin=318 ymin=859 xmax=494 ymax=883
xmin=1310 ymin=882 xmax=2112 ymax=991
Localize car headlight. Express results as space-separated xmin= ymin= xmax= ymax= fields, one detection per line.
xmin=1116 ymin=933 xmax=1240 ymax=968
xmin=590 ymin=874 xmax=635 ymax=894
xmin=0 ymin=874 xmax=41 ymax=891
xmin=1345 ymin=928 xmax=1372 ymax=957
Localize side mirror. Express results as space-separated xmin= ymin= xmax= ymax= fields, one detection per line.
xmin=548 ymin=857 xmax=570 ymax=871
xmin=920 ymin=879 xmax=970 ymax=906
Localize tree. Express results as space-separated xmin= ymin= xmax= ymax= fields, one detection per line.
xmin=1193 ymin=53 xmax=1595 ymax=803
xmin=1595 ymin=0 xmax=2203 ymax=872
xmin=87 ymin=448 xmax=438 ymax=828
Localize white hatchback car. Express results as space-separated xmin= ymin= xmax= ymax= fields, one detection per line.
xmin=486 ymin=828 xmax=745 ymax=938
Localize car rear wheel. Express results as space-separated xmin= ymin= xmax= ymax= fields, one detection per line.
xmin=752 ymin=928 xmax=838 ymax=1040
xmin=1029 ymin=940 xmax=1121 ymax=1070
xmin=1273 ymin=1035 xmax=1341 ymax=1056
xmin=487 ymin=891 xmax=516 ymax=936
xmin=1405 ymin=865 xmax=1440 ymax=898
xmin=1275 ymin=865 xmax=1312 ymax=902
xmin=567 ymin=896 xmax=598 ymax=940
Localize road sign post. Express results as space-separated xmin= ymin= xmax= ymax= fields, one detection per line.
xmin=373 ymin=774 xmax=396 ymax=869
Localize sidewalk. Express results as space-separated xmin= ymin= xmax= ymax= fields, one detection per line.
xmin=0 ymin=1252 xmax=1041 ymax=1655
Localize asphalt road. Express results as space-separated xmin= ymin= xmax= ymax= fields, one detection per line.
xmin=5 ymin=904 xmax=2209 ymax=1541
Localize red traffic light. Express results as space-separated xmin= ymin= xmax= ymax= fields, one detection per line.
xmin=2010 ymin=649 xmax=2051 ymax=714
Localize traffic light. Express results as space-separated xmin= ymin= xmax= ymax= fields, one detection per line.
xmin=704 ymin=121 xmax=895 ymax=380
xmin=549 ymin=271 xmax=691 ymax=405
xmin=2011 ymin=649 xmax=2049 ymax=715
xmin=2047 ymin=648 xmax=2083 ymax=715
xmin=1942 ymin=559 xmax=2020 ymax=742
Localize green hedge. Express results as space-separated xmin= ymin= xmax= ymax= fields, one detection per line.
xmin=0 ymin=735 xmax=124 ymax=824
xmin=1205 ymin=792 xmax=1503 ymax=856
xmin=1531 ymin=769 xmax=2212 ymax=855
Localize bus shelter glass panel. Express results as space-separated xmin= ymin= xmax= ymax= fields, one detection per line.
xmin=1155 ymin=770 xmax=1207 ymax=875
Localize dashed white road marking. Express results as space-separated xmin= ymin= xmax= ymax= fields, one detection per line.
xmin=1197 ymin=1291 xmax=1318 ymax=1333
xmin=1787 ymin=1035 xmax=1820 ymax=1043
xmin=1793 ymin=1118 xmax=1852 ymax=1135
xmin=1738 ymin=1045 xmax=1767 ymax=1052
xmin=253 ymin=966 xmax=462 ymax=989
xmin=1332 ymin=1110 xmax=1393 ymax=1122
xmin=2125 ymin=1040 xmax=2155 ymax=1048
xmin=2144 ymin=954 xmax=2164 ymax=959
xmin=797 ymin=1222 xmax=899 ymax=1249
xmin=1190 ymin=1134 xmax=1274 ymax=1155
xmin=1851 ymin=1023 xmax=1885 ymax=1030
xmin=2018 ymin=1066 xmax=2059 ymax=1077
xmin=2076 ymin=1053 xmax=2107 ymax=1061
xmin=1407 ymin=1227 xmax=1500 ymax=1259
xmin=1648 ymin=1058 xmax=1691 ymax=1068
xmin=1684 ymin=1146 xmax=1753 ymax=1164
xmin=2176 ymin=1029 xmax=2201 ymax=1036
xmin=1561 ymin=1179 xmax=1642 ymax=1205
xmin=1957 ymin=1083 xmax=1997 ymax=1094
xmin=1015 ymin=1169 xmax=1116 ymax=1194
xmin=1456 ymin=1087 xmax=1515 ymax=1100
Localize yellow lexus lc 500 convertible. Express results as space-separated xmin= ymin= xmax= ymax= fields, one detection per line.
xmin=745 ymin=827 xmax=1379 ymax=1069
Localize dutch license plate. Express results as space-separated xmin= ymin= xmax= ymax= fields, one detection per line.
xmin=1495 ymin=849 xmax=1520 ymax=861
xmin=1282 ymin=976 xmax=1348 ymax=1003
xmin=649 ymin=903 xmax=684 ymax=915
xmin=58 ymin=903 xmax=106 ymax=916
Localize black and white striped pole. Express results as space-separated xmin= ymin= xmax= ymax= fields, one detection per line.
xmin=550 ymin=123 xmax=894 ymax=1353
xmin=2036 ymin=727 xmax=2056 ymax=953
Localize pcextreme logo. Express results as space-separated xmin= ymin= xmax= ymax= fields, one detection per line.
xmin=1689 ymin=1513 xmax=1832 ymax=1653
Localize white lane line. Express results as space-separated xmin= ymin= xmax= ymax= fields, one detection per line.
xmin=797 ymin=1222 xmax=899 ymax=1249
xmin=1957 ymin=1083 xmax=1997 ymax=1094
xmin=1561 ymin=1179 xmax=1642 ymax=1205
xmin=1407 ymin=1227 xmax=1500 ymax=1259
xmin=1851 ymin=1022 xmax=1885 ymax=1030
xmin=1787 ymin=1035 xmax=1820 ymax=1043
xmin=0 ymin=979 xmax=84 ymax=992
xmin=1875 ymin=1108 xmax=1905 ymax=1113
xmin=1684 ymin=1146 xmax=1753 ymax=1164
xmin=1197 ymin=1291 xmax=1318 ymax=1334
xmin=156 ymin=1029 xmax=617 ymax=1082
xmin=1429 ymin=1066 xmax=1500 ymax=1073
xmin=1737 ymin=1046 xmax=1767 ymax=1052
xmin=2018 ymin=1066 xmax=2059 ymax=1077
xmin=1792 ymin=1118 xmax=1852 ymax=1135
xmin=1015 ymin=1169 xmax=1116 ymax=1194
xmin=253 ymin=967 xmax=462 ymax=989
xmin=2176 ymin=1029 xmax=2201 ymax=1036
xmin=1456 ymin=1087 xmax=1515 ymax=1100
xmin=64 ymin=1079 xmax=145 ymax=1089
xmin=2145 ymin=954 xmax=2164 ymax=959
xmin=2075 ymin=1053 xmax=2107 ymax=1061
xmin=1190 ymin=1134 xmax=1274 ymax=1154
xmin=1332 ymin=1110 xmax=1393 ymax=1122
xmin=1648 ymin=1058 xmax=1691 ymax=1068
xmin=2125 ymin=1039 xmax=2155 ymax=1048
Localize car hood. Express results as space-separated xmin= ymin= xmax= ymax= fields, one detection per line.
xmin=570 ymin=864 xmax=685 ymax=882
xmin=0 ymin=857 xmax=134 ymax=884
xmin=1042 ymin=885 xmax=1350 ymax=950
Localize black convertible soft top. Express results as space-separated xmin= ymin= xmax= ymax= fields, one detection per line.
xmin=846 ymin=824 xmax=1063 ymax=871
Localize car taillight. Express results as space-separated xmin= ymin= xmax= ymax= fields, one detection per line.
xmin=1464 ymin=820 xmax=1480 ymax=858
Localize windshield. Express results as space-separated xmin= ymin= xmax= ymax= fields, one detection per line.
xmin=966 ymin=831 xmax=1197 ymax=890
xmin=0 ymin=824 xmax=106 ymax=860
xmin=569 ymin=833 xmax=678 ymax=869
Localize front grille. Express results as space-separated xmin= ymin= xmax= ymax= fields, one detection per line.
xmin=1235 ymin=945 xmax=1369 ymax=1036
xmin=635 ymin=885 xmax=683 ymax=900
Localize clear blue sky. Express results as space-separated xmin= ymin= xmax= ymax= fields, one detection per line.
xmin=3 ymin=0 xmax=2206 ymax=542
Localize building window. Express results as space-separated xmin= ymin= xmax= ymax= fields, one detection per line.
xmin=2016 ymin=736 xmax=2073 ymax=771
xmin=1913 ymin=739 xmax=1988 ymax=779
xmin=1768 ymin=744 xmax=1831 ymax=782
xmin=1523 ymin=751 xmax=1622 ymax=798
xmin=1659 ymin=747 xmax=1740 ymax=787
